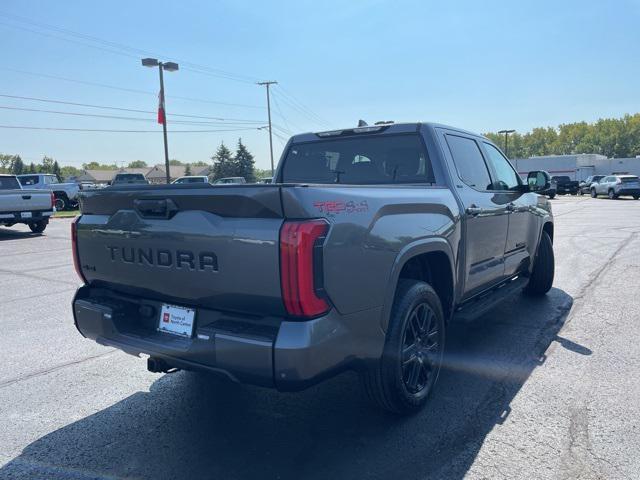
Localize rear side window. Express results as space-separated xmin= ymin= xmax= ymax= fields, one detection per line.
xmin=281 ymin=134 xmax=435 ymax=185
xmin=445 ymin=135 xmax=492 ymax=190
xmin=621 ymin=177 xmax=639 ymax=183
xmin=0 ymin=176 xmax=21 ymax=190
xmin=19 ymin=175 xmax=39 ymax=186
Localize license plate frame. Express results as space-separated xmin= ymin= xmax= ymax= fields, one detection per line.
xmin=21 ymin=212 xmax=33 ymax=219
xmin=158 ymin=304 xmax=195 ymax=338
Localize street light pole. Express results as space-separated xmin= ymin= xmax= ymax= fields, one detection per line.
xmin=142 ymin=58 xmax=179 ymax=184
xmin=498 ymin=129 xmax=516 ymax=157
xmin=257 ymin=81 xmax=278 ymax=175
xmin=157 ymin=65 xmax=171 ymax=184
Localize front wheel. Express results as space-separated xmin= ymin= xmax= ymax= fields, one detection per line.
xmin=590 ymin=189 xmax=597 ymax=198
xmin=361 ymin=280 xmax=445 ymax=414
xmin=633 ymin=195 xmax=639 ymax=200
xmin=29 ymin=219 xmax=48 ymax=233
xmin=524 ymin=231 xmax=554 ymax=296
xmin=608 ymin=189 xmax=617 ymax=200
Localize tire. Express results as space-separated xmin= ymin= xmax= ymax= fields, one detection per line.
xmin=29 ymin=219 xmax=48 ymax=233
xmin=54 ymin=196 xmax=67 ymax=210
xmin=590 ymin=189 xmax=597 ymax=198
xmin=361 ymin=280 xmax=445 ymax=414
xmin=577 ymin=189 xmax=583 ymax=196
xmin=633 ymin=195 xmax=639 ymax=200
xmin=524 ymin=231 xmax=554 ymax=296
xmin=608 ymin=189 xmax=617 ymax=200
xmin=548 ymin=193 xmax=555 ymax=199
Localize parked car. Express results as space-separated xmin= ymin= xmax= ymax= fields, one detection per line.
xmin=591 ymin=175 xmax=640 ymax=199
xmin=0 ymin=174 xmax=54 ymax=233
xmin=212 ymin=177 xmax=246 ymax=184
xmin=17 ymin=173 xmax=80 ymax=210
xmin=71 ymin=122 xmax=554 ymax=414
xmin=551 ymin=175 xmax=579 ymax=195
xmin=110 ymin=173 xmax=149 ymax=186
xmin=172 ymin=176 xmax=209 ymax=185
xmin=578 ymin=175 xmax=605 ymax=195
xmin=258 ymin=177 xmax=273 ymax=184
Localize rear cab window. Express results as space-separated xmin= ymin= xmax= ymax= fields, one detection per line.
xmin=280 ymin=134 xmax=435 ymax=185
xmin=18 ymin=175 xmax=39 ymax=186
xmin=0 ymin=176 xmax=21 ymax=190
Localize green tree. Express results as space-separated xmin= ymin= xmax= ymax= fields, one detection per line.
xmin=11 ymin=155 xmax=24 ymax=175
xmin=191 ymin=160 xmax=208 ymax=167
xmin=27 ymin=162 xmax=37 ymax=174
xmin=128 ymin=160 xmax=148 ymax=168
xmin=40 ymin=156 xmax=55 ymax=173
xmin=52 ymin=160 xmax=62 ymax=181
xmin=60 ymin=166 xmax=80 ymax=179
xmin=169 ymin=159 xmax=183 ymax=166
xmin=211 ymin=142 xmax=235 ymax=180
xmin=82 ymin=162 xmax=117 ymax=170
xmin=0 ymin=154 xmax=15 ymax=173
xmin=234 ymin=138 xmax=255 ymax=182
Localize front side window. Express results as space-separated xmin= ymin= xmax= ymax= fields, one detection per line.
xmin=483 ymin=143 xmax=521 ymax=191
xmin=445 ymin=135 xmax=492 ymax=190
xmin=281 ymin=134 xmax=435 ymax=185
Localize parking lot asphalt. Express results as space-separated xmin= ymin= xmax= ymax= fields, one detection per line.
xmin=1 ymin=195 xmax=639 ymax=480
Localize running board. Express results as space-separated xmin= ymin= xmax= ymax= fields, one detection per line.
xmin=453 ymin=276 xmax=529 ymax=323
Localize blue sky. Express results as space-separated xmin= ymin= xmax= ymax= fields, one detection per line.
xmin=2 ymin=0 xmax=640 ymax=170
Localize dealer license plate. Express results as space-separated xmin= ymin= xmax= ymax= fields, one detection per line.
xmin=158 ymin=304 xmax=195 ymax=337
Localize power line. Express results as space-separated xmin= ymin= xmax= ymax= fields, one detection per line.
xmin=274 ymin=85 xmax=329 ymax=127
xmin=0 ymin=105 xmax=267 ymax=126
xmin=0 ymin=94 xmax=264 ymax=122
xmin=0 ymin=124 xmax=263 ymax=133
xmin=0 ymin=67 xmax=265 ymax=109
xmin=0 ymin=12 xmax=260 ymax=84
xmin=271 ymin=89 xmax=329 ymax=129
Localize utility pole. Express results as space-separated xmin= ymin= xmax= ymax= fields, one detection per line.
xmin=142 ymin=58 xmax=179 ymax=184
xmin=498 ymin=129 xmax=515 ymax=157
xmin=257 ymin=81 xmax=278 ymax=175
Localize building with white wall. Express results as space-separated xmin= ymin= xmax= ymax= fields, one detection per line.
xmin=512 ymin=154 xmax=640 ymax=181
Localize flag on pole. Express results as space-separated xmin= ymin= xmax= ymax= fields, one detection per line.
xmin=157 ymin=91 xmax=166 ymax=125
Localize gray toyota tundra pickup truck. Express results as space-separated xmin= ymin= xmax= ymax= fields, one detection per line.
xmin=72 ymin=122 xmax=554 ymax=414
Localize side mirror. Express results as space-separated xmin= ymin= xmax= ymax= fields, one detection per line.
xmin=527 ymin=171 xmax=550 ymax=192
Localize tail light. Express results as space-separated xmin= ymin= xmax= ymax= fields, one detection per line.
xmin=280 ymin=219 xmax=330 ymax=317
xmin=71 ymin=217 xmax=87 ymax=284
xmin=50 ymin=192 xmax=55 ymax=209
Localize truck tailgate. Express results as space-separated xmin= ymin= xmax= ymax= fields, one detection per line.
xmin=76 ymin=185 xmax=286 ymax=315
xmin=0 ymin=189 xmax=52 ymax=213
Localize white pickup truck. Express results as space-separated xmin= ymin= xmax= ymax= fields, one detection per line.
xmin=0 ymin=174 xmax=55 ymax=233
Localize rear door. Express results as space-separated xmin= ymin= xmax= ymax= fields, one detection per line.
xmin=439 ymin=132 xmax=509 ymax=298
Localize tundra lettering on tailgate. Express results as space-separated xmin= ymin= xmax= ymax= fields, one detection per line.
xmin=106 ymin=245 xmax=218 ymax=271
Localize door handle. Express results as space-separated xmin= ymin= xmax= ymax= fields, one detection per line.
xmin=465 ymin=204 xmax=483 ymax=216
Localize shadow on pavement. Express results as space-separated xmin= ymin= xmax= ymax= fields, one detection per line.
xmin=0 ymin=227 xmax=41 ymax=240
xmin=1 ymin=288 xmax=580 ymax=480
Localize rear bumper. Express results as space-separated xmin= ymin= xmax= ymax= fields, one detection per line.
xmin=615 ymin=188 xmax=640 ymax=196
xmin=72 ymin=286 xmax=385 ymax=391
xmin=0 ymin=210 xmax=53 ymax=224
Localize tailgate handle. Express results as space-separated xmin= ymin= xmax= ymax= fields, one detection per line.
xmin=134 ymin=198 xmax=178 ymax=219
xmin=22 ymin=195 xmax=31 ymax=200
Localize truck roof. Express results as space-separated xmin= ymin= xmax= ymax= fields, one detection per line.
xmin=289 ymin=122 xmax=484 ymax=143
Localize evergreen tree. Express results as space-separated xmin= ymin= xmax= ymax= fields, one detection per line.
xmin=28 ymin=162 xmax=37 ymax=174
xmin=11 ymin=156 xmax=24 ymax=175
xmin=185 ymin=163 xmax=192 ymax=176
xmin=41 ymin=156 xmax=55 ymax=173
xmin=211 ymin=142 xmax=235 ymax=180
xmin=234 ymin=138 xmax=255 ymax=182
xmin=53 ymin=160 xmax=62 ymax=181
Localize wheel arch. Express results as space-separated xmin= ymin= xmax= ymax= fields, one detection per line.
xmin=381 ymin=239 xmax=455 ymax=332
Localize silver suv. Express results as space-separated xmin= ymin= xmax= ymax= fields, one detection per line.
xmin=591 ymin=175 xmax=640 ymax=199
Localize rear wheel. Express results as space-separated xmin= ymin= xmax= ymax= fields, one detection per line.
xmin=524 ymin=231 xmax=554 ymax=296
xmin=590 ymin=189 xmax=597 ymax=198
xmin=54 ymin=196 xmax=67 ymax=210
xmin=361 ymin=280 xmax=445 ymax=414
xmin=548 ymin=193 xmax=556 ymax=199
xmin=29 ymin=219 xmax=48 ymax=233
xmin=633 ymin=195 xmax=639 ymax=200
